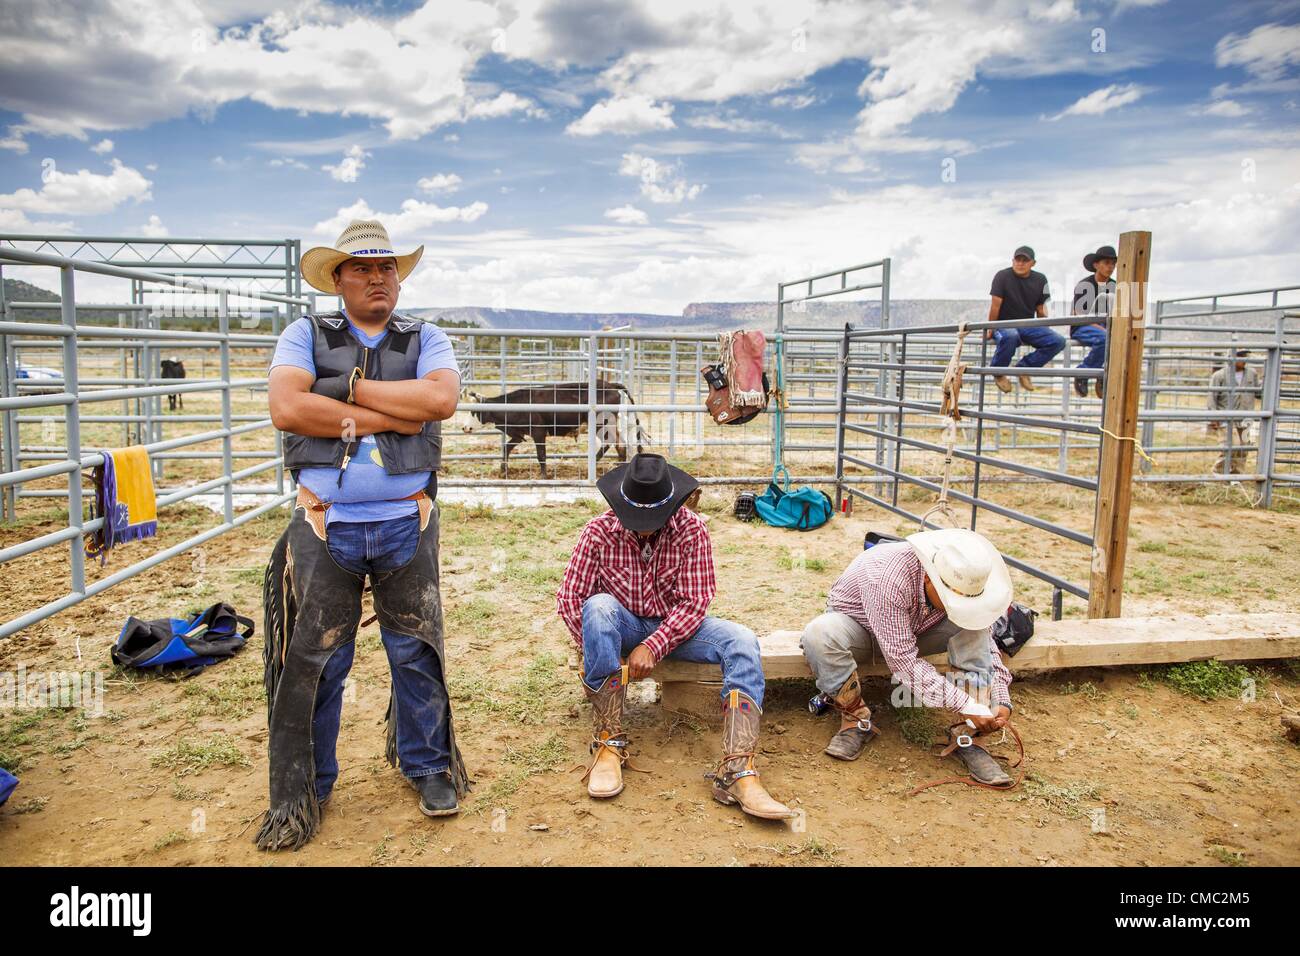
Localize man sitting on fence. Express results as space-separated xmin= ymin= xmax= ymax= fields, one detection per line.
xmin=257 ymin=218 xmax=469 ymax=851
xmin=1208 ymin=349 xmax=1262 ymax=475
xmin=555 ymin=453 xmax=795 ymax=820
xmin=1070 ymin=245 xmax=1116 ymax=399
xmin=799 ymin=528 xmax=1016 ymax=785
xmin=987 ymin=245 xmax=1063 ymax=393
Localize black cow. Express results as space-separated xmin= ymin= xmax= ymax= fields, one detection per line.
xmin=462 ymin=380 xmax=648 ymax=478
xmin=160 ymin=359 xmax=186 ymax=411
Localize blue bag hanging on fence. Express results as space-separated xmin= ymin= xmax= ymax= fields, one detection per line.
xmin=754 ymin=479 xmax=834 ymax=531
xmin=111 ymin=602 xmax=253 ymax=676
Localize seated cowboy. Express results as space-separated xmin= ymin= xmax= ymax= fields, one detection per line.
xmin=556 ymin=453 xmax=794 ymax=819
xmin=257 ymin=219 xmax=469 ymax=851
xmin=800 ymin=528 xmax=1015 ymax=785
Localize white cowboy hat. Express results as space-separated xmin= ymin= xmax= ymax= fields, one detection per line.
xmin=907 ymin=528 xmax=1013 ymax=630
xmin=300 ymin=219 xmax=424 ymax=294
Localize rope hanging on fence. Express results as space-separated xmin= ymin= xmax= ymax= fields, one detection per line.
xmin=771 ymin=332 xmax=790 ymax=490
xmin=921 ymin=322 xmax=970 ymax=530
xmin=1097 ymin=425 xmax=1155 ymax=466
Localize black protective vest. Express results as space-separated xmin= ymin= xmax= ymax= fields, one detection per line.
xmin=281 ymin=312 xmax=442 ymax=475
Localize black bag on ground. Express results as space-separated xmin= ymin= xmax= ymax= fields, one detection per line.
xmin=991 ymin=602 xmax=1037 ymax=657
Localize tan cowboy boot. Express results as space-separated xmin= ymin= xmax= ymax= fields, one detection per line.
xmin=581 ymin=666 xmax=629 ymax=799
xmin=823 ymin=673 xmax=878 ymax=761
xmin=710 ymin=690 xmax=795 ymax=820
xmin=1018 ymin=374 xmax=1036 ymax=391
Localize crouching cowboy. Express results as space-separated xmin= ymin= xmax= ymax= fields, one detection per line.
xmin=257 ymin=219 xmax=470 ymax=851
xmin=800 ymin=529 xmax=1016 ymax=785
xmin=556 ymin=454 xmax=795 ymax=819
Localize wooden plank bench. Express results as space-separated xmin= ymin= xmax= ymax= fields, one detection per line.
xmin=654 ymin=611 xmax=1300 ymax=716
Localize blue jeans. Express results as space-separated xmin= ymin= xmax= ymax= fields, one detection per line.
xmin=313 ymin=515 xmax=450 ymax=801
xmin=580 ymin=593 xmax=766 ymax=708
xmin=992 ymin=325 xmax=1065 ymax=369
xmin=1071 ymin=325 xmax=1107 ymax=369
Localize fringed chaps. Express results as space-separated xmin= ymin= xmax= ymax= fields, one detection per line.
xmin=255 ymin=503 xmax=470 ymax=851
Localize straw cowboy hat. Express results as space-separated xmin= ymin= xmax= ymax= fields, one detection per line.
xmin=907 ymin=528 xmax=1013 ymax=630
xmin=300 ymin=219 xmax=424 ymax=294
xmin=596 ymin=453 xmax=699 ymax=533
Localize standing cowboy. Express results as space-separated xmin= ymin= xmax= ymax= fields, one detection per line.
xmin=257 ymin=219 xmax=469 ymax=851
xmin=555 ymin=453 xmax=794 ymax=819
xmin=1070 ymin=244 xmax=1116 ymax=399
xmin=1208 ymin=349 xmax=1262 ymax=474
xmin=799 ymin=529 xmax=1016 ymax=785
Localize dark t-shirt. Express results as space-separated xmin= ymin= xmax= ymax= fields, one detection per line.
xmin=1071 ymin=275 xmax=1116 ymax=334
xmin=989 ymin=267 xmax=1050 ymax=323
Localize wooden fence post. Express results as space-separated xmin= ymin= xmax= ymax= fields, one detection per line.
xmin=1089 ymin=230 xmax=1152 ymax=618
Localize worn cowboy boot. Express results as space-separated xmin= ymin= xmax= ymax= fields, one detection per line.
xmin=710 ymin=690 xmax=795 ymax=820
xmin=947 ymin=724 xmax=1012 ymax=786
xmin=823 ymin=674 xmax=878 ymax=761
xmin=582 ymin=666 xmax=629 ymax=799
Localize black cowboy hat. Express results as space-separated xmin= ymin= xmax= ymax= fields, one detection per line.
xmin=1083 ymin=245 xmax=1117 ymax=273
xmin=596 ymin=453 xmax=700 ymax=533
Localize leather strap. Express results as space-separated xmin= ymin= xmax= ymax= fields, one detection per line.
xmin=908 ymin=721 xmax=1025 ymax=795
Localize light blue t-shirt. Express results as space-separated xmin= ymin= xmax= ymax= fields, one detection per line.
xmin=270 ymin=313 xmax=460 ymax=524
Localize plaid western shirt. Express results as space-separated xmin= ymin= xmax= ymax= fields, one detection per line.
xmin=827 ymin=541 xmax=1013 ymax=711
xmin=556 ymin=507 xmax=716 ymax=662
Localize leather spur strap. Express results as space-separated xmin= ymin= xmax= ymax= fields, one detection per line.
xmin=908 ymin=721 xmax=1025 ymax=796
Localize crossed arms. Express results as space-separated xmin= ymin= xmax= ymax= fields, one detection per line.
xmin=268 ymin=365 xmax=460 ymax=437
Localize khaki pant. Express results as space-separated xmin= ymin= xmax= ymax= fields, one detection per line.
xmin=800 ymin=610 xmax=994 ymax=709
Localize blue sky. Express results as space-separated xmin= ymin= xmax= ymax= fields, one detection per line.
xmin=1 ymin=0 xmax=1297 ymax=313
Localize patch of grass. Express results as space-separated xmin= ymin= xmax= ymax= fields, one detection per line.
xmin=1149 ymin=660 xmax=1256 ymax=701
xmin=11 ymin=795 xmax=49 ymax=814
xmin=445 ymin=596 xmax=497 ymax=629
xmin=181 ymin=671 xmax=262 ymax=721
xmin=1137 ymin=540 xmax=1167 ymax=554
xmin=1018 ymin=771 xmax=1103 ymax=818
xmin=890 ymin=703 xmax=941 ymax=748
xmin=152 ymin=830 xmax=186 ymax=852
xmin=451 ymin=651 xmax=569 ymax=724
xmin=1059 ymin=680 xmax=1103 ymax=702
xmin=777 ymin=550 xmax=828 ymax=573
xmin=151 ymin=735 xmax=249 ymax=776
xmin=1207 ymin=845 xmax=1247 ymax=867
xmin=171 ymin=782 xmax=213 ymax=802
xmin=471 ymin=732 xmax=571 ymax=813
xmin=773 ymin=837 xmax=841 ymax=863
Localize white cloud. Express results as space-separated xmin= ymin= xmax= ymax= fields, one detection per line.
xmin=0 ymin=127 xmax=27 ymax=153
xmin=1215 ymin=22 xmax=1300 ymax=81
xmin=139 ymin=213 xmax=168 ymax=237
xmin=618 ymin=152 xmax=704 ymax=204
xmin=1030 ymin=0 xmax=1079 ymax=23
xmin=567 ymin=95 xmax=675 ymax=137
xmin=1193 ymin=99 xmax=1252 ymax=118
xmin=269 ymin=157 xmax=310 ymax=170
xmin=1047 ymin=83 xmax=1147 ymax=121
xmin=770 ymin=92 xmax=816 ymax=110
xmin=0 ymin=1 xmax=539 ymax=143
xmin=685 ymin=110 xmax=791 ymax=138
xmin=90 ymin=138 xmax=114 ymax=154
xmin=418 ymin=172 xmax=463 ymax=195
xmin=0 ymin=159 xmax=151 ymax=215
xmin=314 ymin=197 xmax=489 ymax=237
xmin=604 ymin=205 xmax=648 ymax=225
xmin=322 ymin=144 xmax=370 ymax=183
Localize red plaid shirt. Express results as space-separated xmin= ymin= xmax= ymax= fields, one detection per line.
xmin=827 ymin=541 xmax=1013 ymax=710
xmin=556 ymin=508 xmax=716 ymax=662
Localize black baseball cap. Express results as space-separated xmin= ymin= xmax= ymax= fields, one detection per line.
xmin=1013 ymin=246 xmax=1035 ymax=260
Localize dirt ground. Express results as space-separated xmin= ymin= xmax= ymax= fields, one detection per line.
xmin=1 ymin=486 xmax=1298 ymax=867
